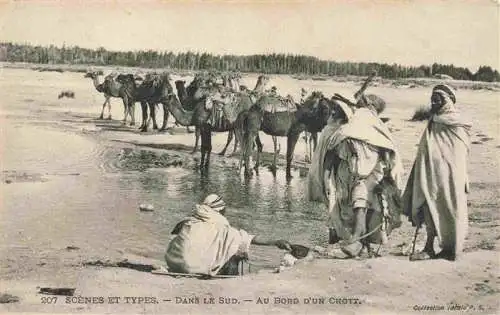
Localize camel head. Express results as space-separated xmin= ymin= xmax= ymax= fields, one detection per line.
xmin=357 ymin=94 xmax=386 ymax=114
xmin=299 ymin=91 xmax=338 ymax=127
xmin=302 ymin=91 xmax=324 ymax=108
xmin=84 ymin=70 xmax=103 ymax=79
xmin=175 ymin=80 xmax=186 ymax=90
xmin=257 ymin=74 xmax=270 ymax=83
xmin=254 ymin=75 xmax=270 ymax=91
xmin=316 ymin=95 xmax=336 ymax=125
xmin=156 ymin=72 xmax=175 ymax=95
xmin=116 ymin=74 xmax=135 ymax=84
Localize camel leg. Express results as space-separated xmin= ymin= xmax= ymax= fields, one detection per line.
xmin=106 ymin=99 xmax=112 ymax=120
xmin=129 ymin=100 xmax=135 ymax=126
xmin=303 ymin=131 xmax=309 ymax=160
xmin=139 ymin=102 xmax=148 ymax=132
xmin=191 ymin=126 xmax=200 ymax=154
xmin=200 ymin=125 xmax=212 ymax=170
xmin=122 ymin=98 xmax=128 ymax=124
xmin=236 ymin=127 xmax=244 ymax=171
xmin=308 ymin=132 xmax=313 ymax=163
xmin=241 ymin=127 xmax=255 ymax=178
xmin=254 ymin=134 xmax=263 ymax=175
xmin=271 ymin=136 xmax=279 ymax=177
xmin=232 ymin=120 xmax=244 ymax=159
xmin=99 ymin=97 xmax=107 ymax=119
xmin=205 ymin=128 xmax=212 ymax=169
xmin=286 ymin=129 xmax=302 ymax=180
xmin=243 ymin=132 xmax=254 ymax=178
xmin=218 ymin=130 xmax=233 ymax=156
xmin=160 ymin=105 xmax=169 ymax=131
xmin=150 ymin=103 xmax=159 ymax=130
xmin=231 ymin=132 xmax=239 ymax=156
xmin=199 ymin=126 xmax=205 ymax=169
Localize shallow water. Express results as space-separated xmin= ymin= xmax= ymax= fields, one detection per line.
xmin=0 ymin=66 xmax=328 ymax=271
xmin=0 ymin=121 xmax=326 ymax=272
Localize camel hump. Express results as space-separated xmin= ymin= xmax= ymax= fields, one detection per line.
xmin=258 ymin=95 xmax=297 ymax=113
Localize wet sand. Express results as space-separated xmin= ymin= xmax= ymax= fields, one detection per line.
xmin=0 ymin=66 xmax=499 ymax=315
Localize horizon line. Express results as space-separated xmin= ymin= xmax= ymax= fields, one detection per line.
xmin=2 ymin=41 xmax=497 ymax=73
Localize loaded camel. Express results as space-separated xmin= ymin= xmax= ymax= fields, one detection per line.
xmin=289 ymin=72 xmax=384 ymax=179
xmin=175 ymin=74 xmax=270 ymax=156
xmin=154 ymin=79 xmax=230 ymax=170
xmin=150 ymin=74 xmax=258 ymax=171
xmin=115 ymin=72 xmax=174 ymax=132
xmin=84 ymin=71 xmax=135 ymax=123
xmin=237 ymin=91 xmax=338 ymax=178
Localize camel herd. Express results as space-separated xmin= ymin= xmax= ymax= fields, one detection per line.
xmin=84 ymin=70 xmax=383 ymax=179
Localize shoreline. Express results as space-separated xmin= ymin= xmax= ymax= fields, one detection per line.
xmin=2 ymin=61 xmax=499 ymax=92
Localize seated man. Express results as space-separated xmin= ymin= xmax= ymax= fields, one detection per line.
xmin=165 ymin=194 xmax=291 ymax=276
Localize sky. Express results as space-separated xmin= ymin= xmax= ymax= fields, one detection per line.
xmin=0 ymin=0 xmax=498 ymax=71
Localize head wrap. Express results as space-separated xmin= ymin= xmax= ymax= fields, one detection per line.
xmin=432 ymin=84 xmax=456 ymax=104
xmin=201 ymin=194 xmax=226 ymax=212
xmin=335 ymin=101 xmax=354 ymax=122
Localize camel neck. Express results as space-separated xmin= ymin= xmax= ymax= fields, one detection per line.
xmin=92 ymin=76 xmax=101 ymax=89
xmin=176 ymin=85 xmax=188 ymax=104
xmin=253 ymin=80 xmax=266 ymax=93
xmin=165 ymin=96 xmax=193 ymax=126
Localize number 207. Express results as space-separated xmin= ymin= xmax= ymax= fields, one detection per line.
xmin=41 ymin=297 xmax=58 ymax=304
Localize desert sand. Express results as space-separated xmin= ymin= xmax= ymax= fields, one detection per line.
xmin=0 ymin=64 xmax=499 ymax=315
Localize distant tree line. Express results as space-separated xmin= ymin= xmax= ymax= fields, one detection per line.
xmin=1 ymin=42 xmax=499 ymax=82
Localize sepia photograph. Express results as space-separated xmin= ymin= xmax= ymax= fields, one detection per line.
xmin=0 ymin=0 xmax=499 ymax=314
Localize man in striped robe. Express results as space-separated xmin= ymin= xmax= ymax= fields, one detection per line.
xmin=308 ymin=98 xmax=403 ymax=258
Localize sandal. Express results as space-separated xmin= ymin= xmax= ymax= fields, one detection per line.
xmin=409 ymin=250 xmax=434 ymax=261
xmin=341 ymin=241 xmax=363 ymax=258
xmin=435 ymin=250 xmax=456 ymax=261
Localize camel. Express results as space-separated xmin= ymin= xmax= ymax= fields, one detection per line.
xmin=222 ymin=72 xmax=242 ymax=92
xmin=159 ymin=88 xmax=234 ymax=170
xmin=115 ymin=72 xmax=174 ymax=132
xmin=175 ymin=74 xmax=270 ymax=156
xmin=152 ymin=74 xmax=263 ymax=171
xmin=299 ymin=88 xmax=317 ymax=162
xmin=208 ymin=74 xmax=270 ymax=156
xmin=237 ymin=91 xmax=337 ymax=178
xmin=84 ymin=71 xmax=130 ymax=122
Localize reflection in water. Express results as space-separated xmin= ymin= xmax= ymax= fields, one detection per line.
xmin=110 ymin=154 xmax=329 ymax=269
xmin=0 ymin=68 xmax=331 ymax=272
xmin=1 ymin=119 xmax=326 ymax=272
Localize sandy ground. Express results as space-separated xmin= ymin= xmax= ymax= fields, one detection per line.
xmin=0 ymin=65 xmax=499 ymax=315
